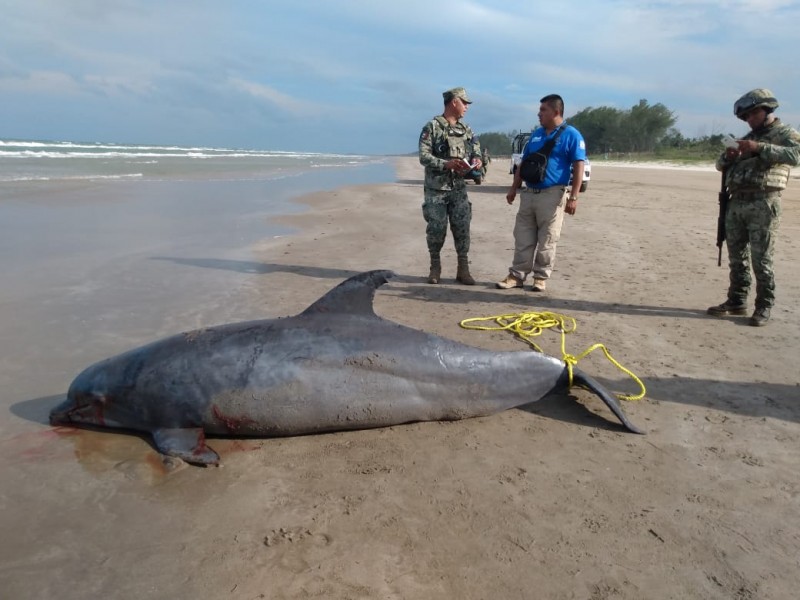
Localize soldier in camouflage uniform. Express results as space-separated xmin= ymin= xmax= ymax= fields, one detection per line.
xmin=418 ymin=87 xmax=482 ymax=285
xmin=708 ymin=89 xmax=800 ymax=326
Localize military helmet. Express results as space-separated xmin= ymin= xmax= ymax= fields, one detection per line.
xmin=734 ymin=88 xmax=779 ymax=120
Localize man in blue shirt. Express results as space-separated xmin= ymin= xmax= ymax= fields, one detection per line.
xmin=497 ymin=94 xmax=587 ymax=292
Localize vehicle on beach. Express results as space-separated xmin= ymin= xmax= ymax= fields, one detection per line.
xmin=509 ymin=132 xmax=530 ymax=175
xmin=509 ymin=131 xmax=590 ymax=192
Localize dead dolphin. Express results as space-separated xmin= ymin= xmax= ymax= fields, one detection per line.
xmin=50 ymin=269 xmax=644 ymax=465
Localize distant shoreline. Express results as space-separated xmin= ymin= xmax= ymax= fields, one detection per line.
xmin=486 ymin=155 xmax=717 ymax=174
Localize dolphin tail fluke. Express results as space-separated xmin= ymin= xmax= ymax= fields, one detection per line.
xmin=152 ymin=427 xmax=220 ymax=466
xmin=572 ymin=369 xmax=646 ymax=434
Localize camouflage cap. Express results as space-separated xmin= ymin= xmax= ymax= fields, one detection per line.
xmin=443 ymin=87 xmax=472 ymax=104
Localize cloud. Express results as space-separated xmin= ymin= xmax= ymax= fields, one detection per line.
xmin=0 ymin=70 xmax=82 ymax=95
xmin=227 ymin=78 xmax=317 ymax=115
xmin=1 ymin=1 xmax=799 ymax=152
xmin=83 ymin=74 xmax=156 ymax=97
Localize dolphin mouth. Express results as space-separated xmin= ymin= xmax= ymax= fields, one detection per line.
xmin=49 ymin=397 xmax=76 ymax=425
xmin=49 ymin=411 xmax=69 ymax=426
xmin=49 ymin=396 xmax=104 ymax=426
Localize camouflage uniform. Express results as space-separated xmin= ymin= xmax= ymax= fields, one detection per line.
xmin=716 ymin=117 xmax=800 ymax=310
xmin=418 ymin=116 xmax=481 ymax=264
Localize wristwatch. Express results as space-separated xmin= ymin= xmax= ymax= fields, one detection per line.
xmin=568 ymin=195 xmax=578 ymax=201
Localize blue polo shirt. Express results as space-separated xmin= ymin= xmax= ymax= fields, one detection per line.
xmin=522 ymin=123 xmax=587 ymax=189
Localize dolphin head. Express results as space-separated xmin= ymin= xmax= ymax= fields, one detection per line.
xmin=50 ymin=344 xmax=220 ymax=465
xmin=50 ymin=352 xmax=145 ymax=429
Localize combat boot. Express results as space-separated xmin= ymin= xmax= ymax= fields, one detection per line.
xmin=455 ymin=257 xmax=475 ymax=285
xmin=427 ymin=256 xmax=441 ymax=284
xmin=749 ymin=307 xmax=770 ymax=327
xmin=707 ymin=299 xmax=747 ymax=316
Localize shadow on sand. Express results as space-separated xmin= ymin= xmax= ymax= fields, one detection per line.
xmin=150 ymin=258 xmax=721 ymax=322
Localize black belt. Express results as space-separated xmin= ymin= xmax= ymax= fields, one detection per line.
xmin=525 ymin=186 xmax=564 ymax=194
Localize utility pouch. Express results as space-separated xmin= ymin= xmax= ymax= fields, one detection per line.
xmin=519 ymin=152 xmax=549 ymax=184
xmin=432 ymin=116 xmax=470 ymax=159
xmin=519 ymin=126 xmax=564 ymax=184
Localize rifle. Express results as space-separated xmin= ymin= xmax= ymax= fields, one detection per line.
xmin=716 ymin=169 xmax=729 ymax=267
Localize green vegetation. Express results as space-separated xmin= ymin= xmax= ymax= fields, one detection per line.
xmin=473 ymin=131 xmax=521 ymax=157
xmin=475 ymin=131 xmax=525 ymax=157
xmin=478 ymin=99 xmax=729 ymax=163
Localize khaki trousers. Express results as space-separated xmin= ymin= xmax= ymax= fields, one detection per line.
xmin=509 ymin=186 xmax=566 ymax=280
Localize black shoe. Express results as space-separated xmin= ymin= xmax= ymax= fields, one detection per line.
xmin=707 ymin=300 xmax=747 ymax=316
xmin=749 ymin=307 xmax=770 ymax=327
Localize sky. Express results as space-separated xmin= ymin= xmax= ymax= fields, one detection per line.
xmin=2 ymin=0 xmax=799 ymax=155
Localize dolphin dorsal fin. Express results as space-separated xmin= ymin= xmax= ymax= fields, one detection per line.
xmin=300 ymin=269 xmax=395 ymax=316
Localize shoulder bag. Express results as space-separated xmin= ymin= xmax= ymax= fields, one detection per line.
xmin=518 ymin=126 xmax=564 ymax=184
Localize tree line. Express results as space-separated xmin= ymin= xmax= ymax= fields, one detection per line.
xmin=477 ymin=99 xmax=729 ymax=161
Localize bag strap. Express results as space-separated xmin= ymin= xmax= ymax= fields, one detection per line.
xmin=537 ymin=125 xmax=565 ymax=156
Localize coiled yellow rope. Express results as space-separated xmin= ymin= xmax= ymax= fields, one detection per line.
xmin=459 ymin=310 xmax=646 ymax=401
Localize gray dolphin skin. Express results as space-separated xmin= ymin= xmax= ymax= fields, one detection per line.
xmin=50 ymin=270 xmax=644 ymax=465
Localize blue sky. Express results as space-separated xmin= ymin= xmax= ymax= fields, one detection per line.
xmin=2 ymin=0 xmax=799 ymax=154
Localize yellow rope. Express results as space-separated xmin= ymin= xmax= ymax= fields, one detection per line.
xmin=459 ymin=311 xmax=646 ymax=401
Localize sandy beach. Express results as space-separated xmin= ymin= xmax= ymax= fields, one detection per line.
xmin=2 ymin=157 xmax=800 ymax=599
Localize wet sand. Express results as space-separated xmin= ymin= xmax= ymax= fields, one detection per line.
xmin=2 ymin=157 xmax=799 ymax=599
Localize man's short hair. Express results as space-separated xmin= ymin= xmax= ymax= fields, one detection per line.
xmin=540 ymin=94 xmax=564 ymax=116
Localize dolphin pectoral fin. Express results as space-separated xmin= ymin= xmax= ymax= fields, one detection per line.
xmin=152 ymin=428 xmax=220 ymax=466
xmin=572 ymin=370 xmax=646 ymax=435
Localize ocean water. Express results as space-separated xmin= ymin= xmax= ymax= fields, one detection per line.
xmin=0 ymin=139 xmax=397 ymax=390
xmin=0 ymin=138 xmax=388 ymax=183
xmin=0 ymin=137 xmax=395 ymax=264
